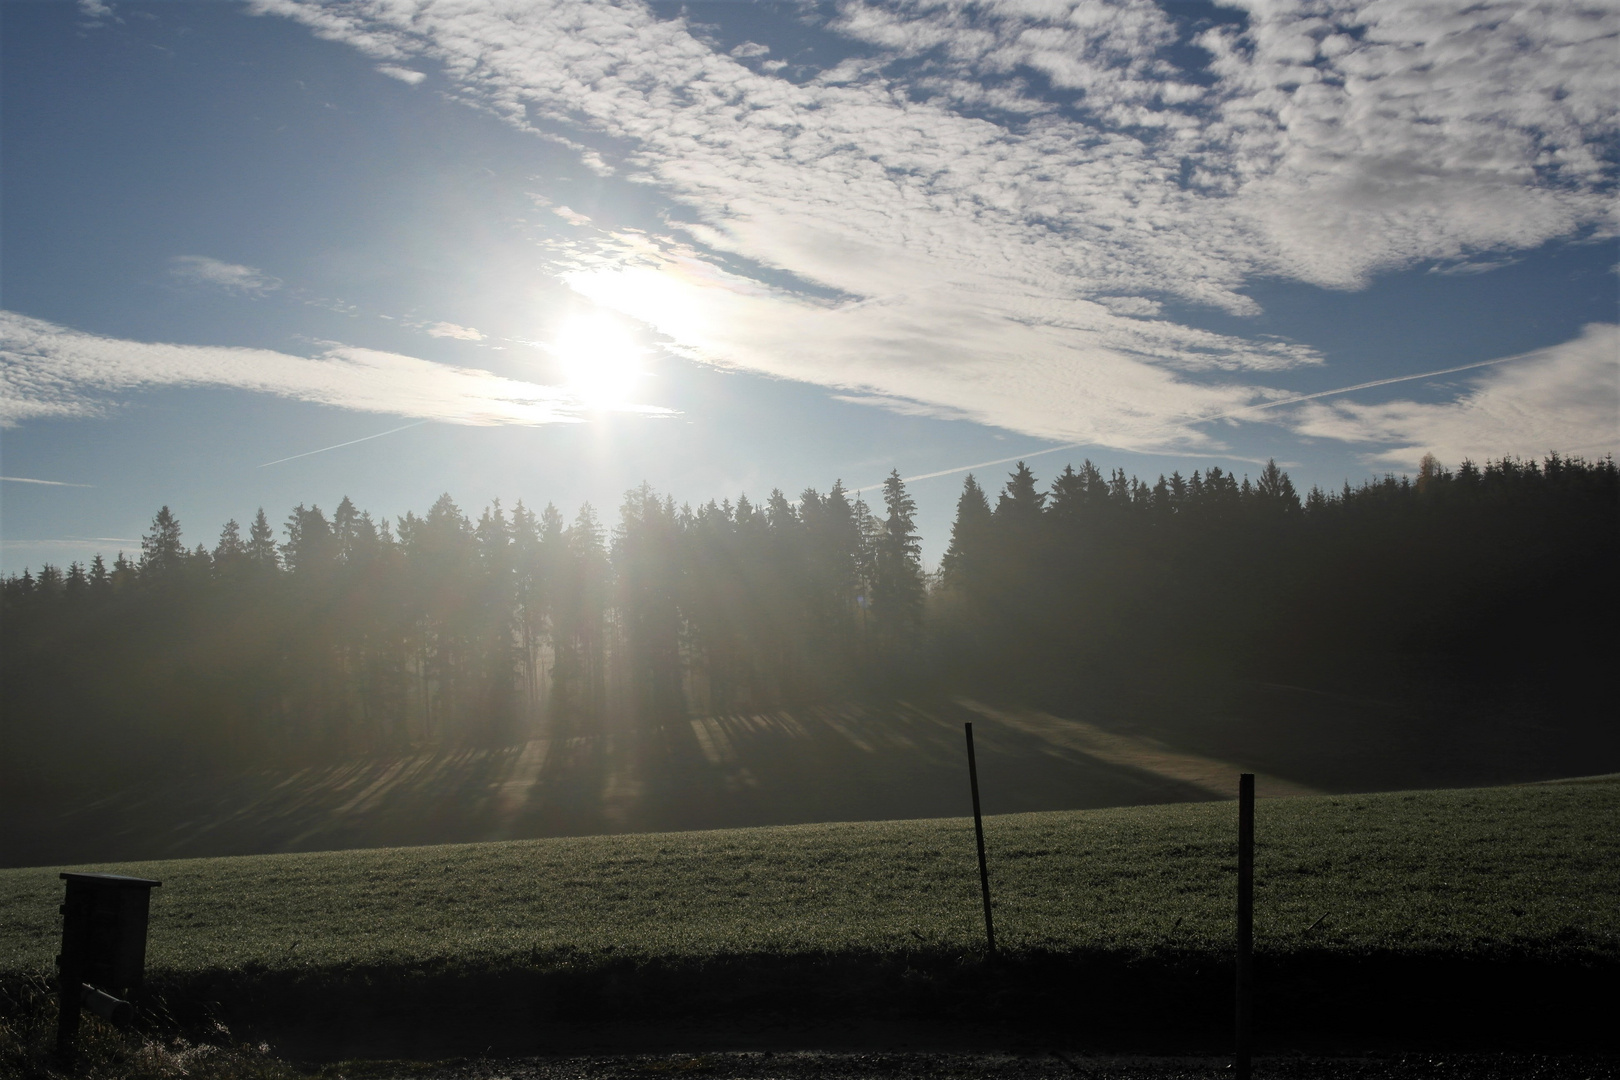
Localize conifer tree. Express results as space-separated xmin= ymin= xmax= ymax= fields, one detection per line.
xmin=871 ymin=470 xmax=924 ymax=647
xmin=283 ymin=505 xmax=339 ymax=577
xmin=214 ymin=519 xmax=247 ymax=573
xmin=1256 ymin=458 xmax=1301 ymax=512
xmin=140 ymin=506 xmax=185 ymax=578
xmin=111 ymin=552 xmax=136 ymax=589
xmin=334 ymin=496 xmax=367 ymax=562
xmin=246 ymin=509 xmax=280 ymax=571
xmin=940 ymin=473 xmax=991 ymax=591
xmin=995 ymin=461 xmax=1046 ymax=524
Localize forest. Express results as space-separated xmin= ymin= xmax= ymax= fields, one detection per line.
xmin=2 ymin=452 xmax=1615 ymax=793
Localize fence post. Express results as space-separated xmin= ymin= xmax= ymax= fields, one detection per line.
xmin=964 ymin=722 xmax=996 ymax=955
xmin=1236 ymin=772 xmax=1255 ymax=1080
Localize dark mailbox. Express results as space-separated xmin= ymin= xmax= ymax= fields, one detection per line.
xmin=56 ymin=872 xmax=161 ymax=1059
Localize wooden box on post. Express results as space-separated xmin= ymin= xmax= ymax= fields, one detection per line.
xmin=56 ymin=871 xmax=162 ymax=1060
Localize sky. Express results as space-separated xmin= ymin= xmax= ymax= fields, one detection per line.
xmin=2 ymin=0 xmax=1616 ymax=574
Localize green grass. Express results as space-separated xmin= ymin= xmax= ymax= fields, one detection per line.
xmin=2 ymin=780 xmax=1616 ymax=1062
xmin=3 ymin=780 xmax=1615 ymax=978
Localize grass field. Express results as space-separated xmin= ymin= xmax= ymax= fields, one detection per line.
xmin=3 ymin=779 xmax=1617 ymax=1061
xmin=12 ymin=689 xmax=1617 ymax=870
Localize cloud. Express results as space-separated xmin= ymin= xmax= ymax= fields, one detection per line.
xmin=376 ymin=64 xmax=426 ymax=84
xmin=169 ymin=255 xmax=282 ymax=296
xmin=0 ymin=310 xmax=668 ymax=428
xmin=558 ymin=230 xmax=1314 ymax=451
xmin=551 ymin=205 xmax=593 ymax=227
xmin=247 ymin=0 xmax=1617 ymax=457
xmin=1286 ymin=324 xmax=1620 ymax=470
xmin=421 ymin=320 xmax=485 ymax=341
xmin=77 ymin=0 xmax=116 ymax=22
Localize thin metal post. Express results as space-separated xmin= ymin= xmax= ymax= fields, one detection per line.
xmin=1236 ymin=772 xmax=1255 ymax=1080
xmin=964 ymin=722 xmax=996 ymax=955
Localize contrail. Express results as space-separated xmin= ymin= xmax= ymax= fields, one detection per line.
xmin=852 ymin=444 xmax=1089 ymax=493
xmin=2 ymin=476 xmax=94 ymax=487
xmin=259 ymin=420 xmax=430 ymax=468
xmin=1195 ymin=351 xmax=1532 ymax=423
xmin=854 ymin=350 xmax=1538 ymax=493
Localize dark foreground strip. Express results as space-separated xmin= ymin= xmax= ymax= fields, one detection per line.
xmin=331 ymin=1050 xmax=1620 ymax=1080
xmin=74 ymin=950 xmax=1620 ymax=1062
xmin=5 ymin=970 xmax=1617 ymax=1079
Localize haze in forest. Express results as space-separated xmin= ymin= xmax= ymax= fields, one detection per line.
xmin=5 ymin=452 xmax=1614 ymax=867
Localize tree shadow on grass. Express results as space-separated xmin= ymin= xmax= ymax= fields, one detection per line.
xmin=7 ymin=685 xmax=1615 ymax=867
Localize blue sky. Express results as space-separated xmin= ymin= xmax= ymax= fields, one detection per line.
xmin=3 ymin=0 xmax=1616 ymax=573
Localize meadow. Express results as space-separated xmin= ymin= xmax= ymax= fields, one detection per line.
xmin=3 ymin=778 xmax=1617 ymax=1062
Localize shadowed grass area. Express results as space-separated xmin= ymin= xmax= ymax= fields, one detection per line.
xmin=1 ymin=780 xmax=1616 ymax=1059
xmin=13 ymin=689 xmax=1616 ymax=871
xmin=0 ymin=976 xmax=300 ymax=1080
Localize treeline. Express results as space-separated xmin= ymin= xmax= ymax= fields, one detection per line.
xmin=1 ymin=475 xmax=926 ymax=777
xmin=3 ymin=453 xmax=1615 ymax=783
xmin=931 ymin=453 xmax=1618 ymax=696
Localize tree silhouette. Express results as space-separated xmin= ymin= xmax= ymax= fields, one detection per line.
xmin=870 ymin=470 xmax=924 ymax=650
xmin=1 ymin=453 xmax=1613 ymax=796
xmin=139 ymin=506 xmax=186 ymax=579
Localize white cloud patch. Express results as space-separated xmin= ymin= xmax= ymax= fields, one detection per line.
xmin=421 ymin=320 xmax=485 ymax=341
xmin=246 ymin=0 xmax=1618 ymax=459
xmin=1287 ymin=324 xmax=1620 ymax=469
xmin=0 ymin=310 xmax=667 ymax=428
xmin=376 ymin=64 xmax=426 ymax=84
xmin=169 ymin=255 xmax=282 ymax=296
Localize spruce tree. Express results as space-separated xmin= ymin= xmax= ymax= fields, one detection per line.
xmin=871 ymin=470 xmax=924 ymax=644
xmin=214 ymin=519 xmax=246 ymax=572
xmin=995 ymin=461 xmax=1046 ymax=524
xmin=247 ymin=509 xmax=280 ymax=571
xmin=139 ymin=506 xmax=185 ymax=578
xmin=940 ymin=473 xmax=991 ymax=590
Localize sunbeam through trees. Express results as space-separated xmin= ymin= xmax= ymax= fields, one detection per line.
xmin=2 ymin=454 xmax=1614 ymax=798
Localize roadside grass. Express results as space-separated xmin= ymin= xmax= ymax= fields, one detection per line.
xmin=1 ymin=780 xmax=1615 ymax=1062
xmin=0 ymin=975 xmax=300 ymax=1080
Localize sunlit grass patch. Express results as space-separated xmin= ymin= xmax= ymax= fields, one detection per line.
xmin=2 ymin=780 xmax=1613 ymax=986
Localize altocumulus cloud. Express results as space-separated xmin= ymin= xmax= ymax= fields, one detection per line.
xmin=250 ymin=0 xmax=1618 ymax=457
xmin=0 ymin=311 xmax=666 ymax=427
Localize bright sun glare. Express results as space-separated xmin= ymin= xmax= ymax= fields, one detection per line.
xmin=552 ymin=313 xmax=644 ymax=408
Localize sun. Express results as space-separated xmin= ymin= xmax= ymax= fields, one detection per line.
xmin=552 ymin=312 xmax=644 ymax=408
